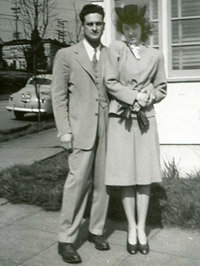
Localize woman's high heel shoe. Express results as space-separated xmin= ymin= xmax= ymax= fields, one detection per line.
xmin=127 ymin=240 xmax=138 ymax=254
xmin=137 ymin=241 xmax=149 ymax=255
xmin=126 ymin=229 xmax=138 ymax=254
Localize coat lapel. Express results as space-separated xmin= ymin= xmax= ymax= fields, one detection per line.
xmin=99 ymin=45 xmax=107 ymax=81
xmin=74 ymin=41 xmax=96 ymax=82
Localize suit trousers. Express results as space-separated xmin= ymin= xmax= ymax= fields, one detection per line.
xmin=58 ymin=105 xmax=109 ymax=243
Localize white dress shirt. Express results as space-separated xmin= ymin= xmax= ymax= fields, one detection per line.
xmin=83 ymin=39 xmax=101 ymax=61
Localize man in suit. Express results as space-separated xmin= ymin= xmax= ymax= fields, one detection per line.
xmin=51 ymin=4 xmax=110 ymax=264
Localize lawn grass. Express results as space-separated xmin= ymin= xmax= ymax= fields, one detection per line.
xmin=0 ymin=152 xmax=199 ymax=230
xmin=0 ymin=151 xmax=67 ymax=211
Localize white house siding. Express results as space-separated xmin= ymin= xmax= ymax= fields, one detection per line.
xmin=155 ymin=83 xmax=200 ymax=145
xmin=155 ymin=83 xmax=200 ymax=176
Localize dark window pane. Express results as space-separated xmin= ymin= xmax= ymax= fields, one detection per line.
xmin=152 ymin=0 xmax=158 ymax=19
xmin=172 ymin=45 xmax=200 ymax=69
xmin=172 ymin=19 xmax=200 ymax=43
xmin=171 ymin=0 xmax=179 ymax=18
xmin=181 ymin=19 xmax=200 ymax=42
xmin=172 ymin=21 xmax=179 ymax=43
xmin=181 ymin=0 xmax=200 ymax=17
xmin=28 ymin=78 xmax=51 ymax=85
xmin=152 ymin=22 xmax=158 ymax=45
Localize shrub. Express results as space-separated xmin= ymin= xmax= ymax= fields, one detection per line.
xmin=0 ymin=155 xmax=200 ymax=229
xmin=160 ymin=175 xmax=200 ymax=229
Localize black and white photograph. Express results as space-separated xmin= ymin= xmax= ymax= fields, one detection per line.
xmin=0 ymin=0 xmax=200 ymax=265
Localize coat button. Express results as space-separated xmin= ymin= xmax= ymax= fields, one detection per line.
xmin=95 ymin=113 xmax=98 ymax=116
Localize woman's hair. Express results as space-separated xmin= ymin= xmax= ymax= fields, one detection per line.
xmin=116 ymin=16 xmax=152 ymax=42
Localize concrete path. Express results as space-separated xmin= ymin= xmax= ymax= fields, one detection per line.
xmin=0 ymin=128 xmax=63 ymax=170
xmin=0 ymin=200 xmax=200 ymax=266
xmin=0 ymin=129 xmax=200 ymax=265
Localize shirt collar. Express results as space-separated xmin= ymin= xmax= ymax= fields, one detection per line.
xmin=83 ymin=39 xmax=101 ymax=61
xmin=127 ymin=42 xmax=145 ymax=60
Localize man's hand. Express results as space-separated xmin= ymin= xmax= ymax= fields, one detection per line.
xmin=60 ymin=133 xmax=73 ymax=151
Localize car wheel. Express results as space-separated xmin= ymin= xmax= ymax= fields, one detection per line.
xmin=14 ymin=111 xmax=24 ymax=120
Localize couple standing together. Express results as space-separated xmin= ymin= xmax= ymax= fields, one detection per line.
xmin=51 ymin=3 xmax=167 ymax=264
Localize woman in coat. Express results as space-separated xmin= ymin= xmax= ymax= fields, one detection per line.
xmin=105 ymin=4 xmax=167 ymax=255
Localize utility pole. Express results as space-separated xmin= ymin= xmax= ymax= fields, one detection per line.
xmin=11 ymin=0 xmax=20 ymax=40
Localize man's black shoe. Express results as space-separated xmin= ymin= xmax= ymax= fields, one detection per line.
xmin=58 ymin=242 xmax=82 ymax=264
xmin=88 ymin=232 xmax=110 ymax=250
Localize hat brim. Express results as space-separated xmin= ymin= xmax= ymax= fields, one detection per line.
xmin=115 ymin=7 xmax=124 ymax=19
xmin=115 ymin=5 xmax=146 ymax=24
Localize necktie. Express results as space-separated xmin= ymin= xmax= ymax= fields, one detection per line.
xmin=130 ymin=45 xmax=140 ymax=60
xmin=92 ymin=48 xmax=97 ymax=68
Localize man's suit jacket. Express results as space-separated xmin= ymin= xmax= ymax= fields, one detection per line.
xmin=51 ymin=41 xmax=109 ymax=150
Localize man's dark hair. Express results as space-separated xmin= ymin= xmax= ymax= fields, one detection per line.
xmin=79 ymin=4 xmax=105 ymax=24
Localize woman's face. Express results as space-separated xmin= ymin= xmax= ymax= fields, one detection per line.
xmin=122 ymin=23 xmax=142 ymax=45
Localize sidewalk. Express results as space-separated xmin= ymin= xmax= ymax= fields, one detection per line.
xmin=0 ymin=200 xmax=200 ymax=266
xmin=0 ymin=128 xmax=63 ymax=170
xmin=0 ymin=129 xmax=200 ymax=265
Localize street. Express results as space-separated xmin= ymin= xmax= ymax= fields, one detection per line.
xmin=0 ymin=99 xmax=39 ymax=133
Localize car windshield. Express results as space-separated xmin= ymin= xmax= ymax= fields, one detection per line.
xmin=28 ymin=77 xmax=51 ymax=85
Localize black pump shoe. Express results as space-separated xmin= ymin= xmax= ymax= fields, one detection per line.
xmin=127 ymin=240 xmax=138 ymax=254
xmin=138 ymin=241 xmax=150 ymax=255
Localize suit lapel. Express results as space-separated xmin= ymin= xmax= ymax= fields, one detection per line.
xmin=99 ymin=46 xmax=109 ymax=105
xmin=74 ymin=41 xmax=96 ymax=82
xmin=99 ymin=45 xmax=106 ymax=81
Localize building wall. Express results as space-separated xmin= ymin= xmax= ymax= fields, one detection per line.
xmin=155 ymin=83 xmax=200 ymax=145
xmin=2 ymin=44 xmax=28 ymax=69
xmin=2 ymin=41 xmax=64 ymax=72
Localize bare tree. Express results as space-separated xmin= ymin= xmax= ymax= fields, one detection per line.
xmin=65 ymin=0 xmax=82 ymax=44
xmin=18 ymin=0 xmax=56 ymax=39
xmin=17 ymin=0 xmax=57 ymax=122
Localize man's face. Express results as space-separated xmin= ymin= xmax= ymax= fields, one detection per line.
xmin=82 ymin=13 xmax=105 ymax=44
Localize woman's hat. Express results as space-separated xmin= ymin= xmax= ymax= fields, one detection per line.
xmin=115 ymin=4 xmax=146 ymax=25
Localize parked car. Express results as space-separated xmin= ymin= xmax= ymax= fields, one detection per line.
xmin=6 ymin=74 xmax=53 ymax=119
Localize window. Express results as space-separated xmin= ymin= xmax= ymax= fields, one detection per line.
xmin=168 ymin=0 xmax=200 ymax=79
xmin=171 ymin=0 xmax=200 ymax=70
xmin=112 ymin=0 xmax=200 ymax=79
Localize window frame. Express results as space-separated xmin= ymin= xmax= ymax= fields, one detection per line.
xmin=163 ymin=0 xmax=200 ymax=81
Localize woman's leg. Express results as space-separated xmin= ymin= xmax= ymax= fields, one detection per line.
xmin=121 ymin=186 xmax=137 ymax=245
xmin=136 ymin=185 xmax=150 ymax=244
